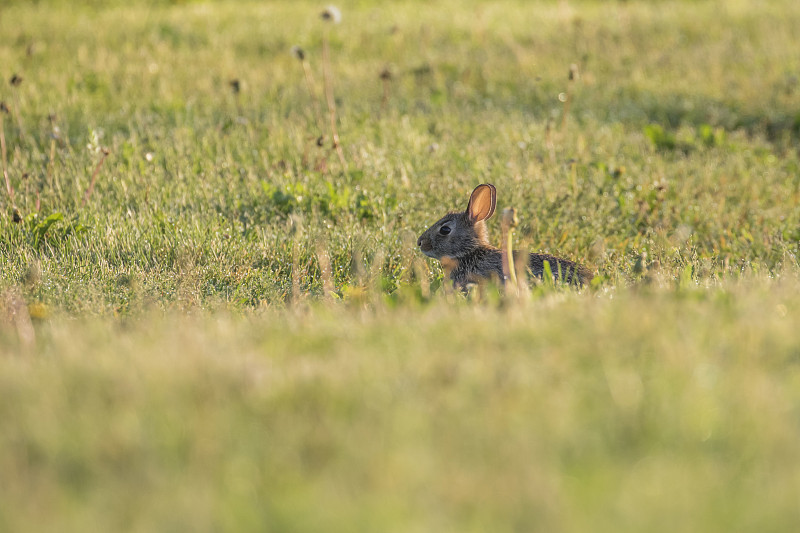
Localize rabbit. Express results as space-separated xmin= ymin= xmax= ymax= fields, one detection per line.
xmin=417 ymin=183 xmax=593 ymax=289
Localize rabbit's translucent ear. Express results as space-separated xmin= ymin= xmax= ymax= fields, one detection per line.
xmin=466 ymin=184 xmax=497 ymax=223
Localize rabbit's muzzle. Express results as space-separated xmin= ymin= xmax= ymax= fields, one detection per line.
xmin=417 ymin=235 xmax=434 ymax=256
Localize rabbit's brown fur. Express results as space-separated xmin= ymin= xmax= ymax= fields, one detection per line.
xmin=418 ymin=184 xmax=593 ymax=289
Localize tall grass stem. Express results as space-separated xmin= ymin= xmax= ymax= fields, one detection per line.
xmin=501 ymin=207 xmax=519 ymax=297
xmin=322 ymin=33 xmax=347 ymax=169
xmin=0 ymin=114 xmax=14 ymax=208
xmin=82 ymin=148 xmax=110 ymax=207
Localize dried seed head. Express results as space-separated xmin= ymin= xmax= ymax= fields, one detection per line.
xmin=0 ymin=101 xmax=9 ymax=114
xmin=10 ymin=74 xmax=23 ymax=87
xmin=101 ymin=147 xmax=110 ymax=156
xmin=321 ymin=5 xmax=342 ymax=24
xmin=379 ymin=68 xmax=392 ymax=81
xmin=501 ymin=207 xmax=518 ymax=230
xmin=291 ymin=45 xmax=306 ymax=61
xmin=229 ymin=79 xmax=241 ymax=94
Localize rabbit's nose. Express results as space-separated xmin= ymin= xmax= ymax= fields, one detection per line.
xmin=417 ymin=237 xmax=422 ymax=247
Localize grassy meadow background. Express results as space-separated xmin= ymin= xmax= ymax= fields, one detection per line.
xmin=1 ymin=0 xmax=800 ymax=531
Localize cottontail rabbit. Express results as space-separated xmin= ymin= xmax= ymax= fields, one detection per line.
xmin=417 ymin=184 xmax=593 ymax=289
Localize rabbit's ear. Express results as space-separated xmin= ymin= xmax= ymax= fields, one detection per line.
xmin=466 ymin=184 xmax=496 ymax=223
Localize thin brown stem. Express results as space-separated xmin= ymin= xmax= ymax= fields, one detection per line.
xmin=321 ymin=34 xmax=347 ymax=169
xmin=381 ymin=78 xmax=390 ymax=114
xmin=560 ymin=85 xmax=572 ymax=136
xmin=379 ymin=69 xmax=392 ymax=115
xmin=11 ymin=96 xmax=27 ymax=142
xmin=2 ymin=288 xmax=35 ymax=354
xmin=544 ymin=118 xmax=556 ymax=164
xmin=47 ymin=138 xmax=57 ymax=193
xmin=301 ymin=60 xmax=324 ymax=135
xmin=292 ymin=240 xmax=301 ymax=305
xmin=0 ymin=114 xmax=14 ymax=208
xmin=82 ymin=148 xmax=110 ymax=207
xmin=316 ymin=243 xmax=335 ymax=301
xmin=561 ymin=64 xmax=579 ymax=136
xmin=289 ymin=215 xmax=304 ymax=306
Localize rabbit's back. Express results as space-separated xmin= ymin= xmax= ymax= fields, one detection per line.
xmin=528 ymin=253 xmax=593 ymax=286
xmin=448 ymin=249 xmax=593 ymax=288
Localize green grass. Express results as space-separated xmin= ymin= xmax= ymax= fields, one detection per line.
xmin=1 ymin=0 xmax=800 ymax=531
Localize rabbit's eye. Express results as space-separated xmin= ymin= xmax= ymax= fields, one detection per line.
xmin=439 ymin=225 xmax=451 ymax=236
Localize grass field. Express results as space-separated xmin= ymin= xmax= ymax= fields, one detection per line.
xmin=1 ymin=0 xmax=799 ymax=531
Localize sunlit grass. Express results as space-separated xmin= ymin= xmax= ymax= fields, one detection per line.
xmin=1 ymin=0 xmax=799 ymax=531
xmin=0 ymin=0 xmax=797 ymax=311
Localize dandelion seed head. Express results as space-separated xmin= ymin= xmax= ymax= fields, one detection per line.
xmin=321 ymin=5 xmax=342 ymax=24
xmin=145 ymin=152 xmax=154 ymax=162
xmin=558 ymin=92 xmax=568 ymax=102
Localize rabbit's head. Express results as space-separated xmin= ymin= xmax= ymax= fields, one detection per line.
xmin=417 ymin=184 xmax=497 ymax=259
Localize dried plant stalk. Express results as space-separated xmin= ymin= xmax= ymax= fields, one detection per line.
xmin=82 ymin=148 xmax=110 ymax=207
xmin=0 ymin=107 xmax=14 ymax=208
xmin=321 ymin=34 xmax=347 ymax=168
xmin=501 ymin=207 xmax=519 ymax=297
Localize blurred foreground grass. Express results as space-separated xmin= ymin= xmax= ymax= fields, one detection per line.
xmin=2 ymin=277 xmax=800 ymax=532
